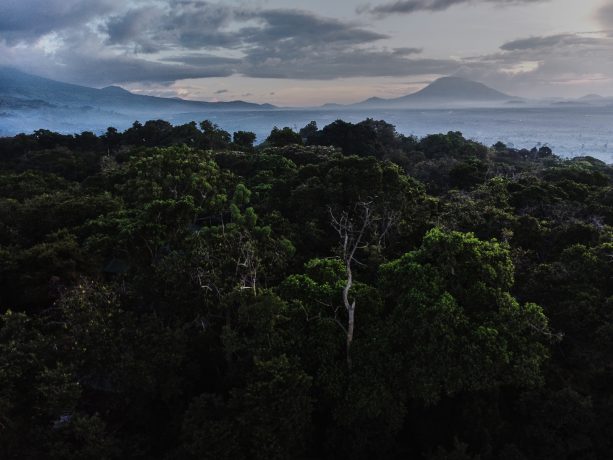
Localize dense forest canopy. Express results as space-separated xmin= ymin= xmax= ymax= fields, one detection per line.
xmin=1 ymin=118 xmax=612 ymax=459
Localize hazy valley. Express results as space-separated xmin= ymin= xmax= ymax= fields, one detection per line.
xmin=3 ymin=67 xmax=613 ymax=160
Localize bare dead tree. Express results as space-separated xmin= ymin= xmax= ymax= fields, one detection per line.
xmin=194 ymin=229 xmax=259 ymax=298
xmin=330 ymin=201 xmax=396 ymax=369
xmin=235 ymin=234 xmax=258 ymax=295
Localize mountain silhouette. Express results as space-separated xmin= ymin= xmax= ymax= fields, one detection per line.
xmin=352 ymin=76 xmax=517 ymax=107
xmin=0 ymin=67 xmax=275 ymax=114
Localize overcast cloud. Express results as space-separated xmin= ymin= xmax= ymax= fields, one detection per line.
xmin=361 ymin=0 xmax=548 ymax=17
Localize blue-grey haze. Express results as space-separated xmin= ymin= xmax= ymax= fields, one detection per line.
xmin=3 ymin=106 xmax=612 ymax=161
xmin=174 ymin=107 xmax=613 ymax=161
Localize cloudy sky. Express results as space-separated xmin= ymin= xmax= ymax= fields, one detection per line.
xmin=1 ymin=0 xmax=613 ymax=105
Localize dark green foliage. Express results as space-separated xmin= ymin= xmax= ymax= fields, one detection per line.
xmin=379 ymin=229 xmax=550 ymax=403
xmin=0 ymin=119 xmax=612 ymax=459
xmin=182 ymin=355 xmax=312 ymax=460
xmin=232 ymin=131 xmax=257 ymax=151
xmin=308 ymin=118 xmax=416 ymax=159
xmin=265 ymin=126 xmax=303 ymax=147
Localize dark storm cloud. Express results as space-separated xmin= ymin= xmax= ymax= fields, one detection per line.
xmin=500 ymin=34 xmax=596 ymax=51
xmin=241 ymin=48 xmax=458 ymax=79
xmin=96 ymin=4 xmax=434 ymax=82
xmin=452 ymin=31 xmax=613 ymax=96
xmin=161 ymin=55 xmax=242 ymax=67
xmin=2 ymin=24 xmax=238 ymax=86
xmin=103 ymin=2 xmax=240 ymax=52
xmin=230 ymin=9 xmax=418 ymax=79
xmin=0 ymin=0 xmax=461 ymax=84
xmin=53 ymin=54 xmax=236 ymax=86
xmin=472 ymin=32 xmax=612 ymax=68
xmin=104 ymin=7 xmax=164 ymax=51
xmin=363 ymin=0 xmax=547 ymax=16
xmin=0 ymin=0 xmax=121 ymax=42
xmin=233 ymin=9 xmax=456 ymax=80
xmin=244 ymin=9 xmax=388 ymax=46
xmin=103 ymin=6 xmax=388 ymax=51
xmin=393 ymin=47 xmax=423 ymax=55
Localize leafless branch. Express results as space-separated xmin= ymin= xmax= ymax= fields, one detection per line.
xmin=329 ymin=200 xmax=398 ymax=369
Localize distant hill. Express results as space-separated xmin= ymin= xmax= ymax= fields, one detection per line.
xmin=0 ymin=67 xmax=275 ymax=115
xmin=350 ymin=76 xmax=518 ymax=108
xmin=0 ymin=67 xmax=278 ymax=135
xmin=579 ymin=93 xmax=605 ymax=101
xmin=543 ymin=93 xmax=613 ymax=107
xmin=575 ymin=93 xmax=613 ymax=106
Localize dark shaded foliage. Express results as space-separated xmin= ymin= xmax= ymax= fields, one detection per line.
xmin=0 ymin=119 xmax=612 ymax=459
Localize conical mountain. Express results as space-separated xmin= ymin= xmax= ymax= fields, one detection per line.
xmin=353 ymin=76 xmax=517 ymax=107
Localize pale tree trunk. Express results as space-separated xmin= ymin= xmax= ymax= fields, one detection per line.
xmin=330 ymin=202 xmax=394 ymax=370
xmin=343 ymin=260 xmax=355 ymax=369
xmin=346 ymin=301 xmax=355 ymax=369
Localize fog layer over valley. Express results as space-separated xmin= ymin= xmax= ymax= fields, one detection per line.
xmin=2 ymin=68 xmax=613 ymax=160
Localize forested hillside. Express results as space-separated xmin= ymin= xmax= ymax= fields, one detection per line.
xmin=1 ymin=119 xmax=612 ymax=459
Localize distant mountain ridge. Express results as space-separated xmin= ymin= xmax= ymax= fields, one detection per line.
xmin=0 ymin=67 xmax=275 ymax=114
xmin=0 ymin=69 xmax=520 ymax=115
xmin=407 ymin=76 xmax=512 ymax=100
xmin=3 ymin=67 xmax=612 ymax=138
xmin=349 ymin=76 xmax=519 ymax=108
